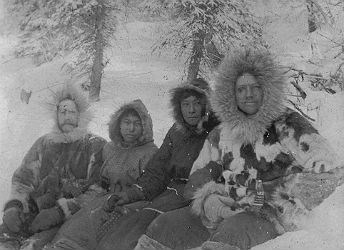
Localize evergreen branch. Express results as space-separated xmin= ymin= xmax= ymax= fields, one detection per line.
xmin=288 ymin=100 xmax=315 ymax=122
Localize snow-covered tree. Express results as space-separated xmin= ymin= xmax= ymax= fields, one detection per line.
xmin=144 ymin=0 xmax=265 ymax=81
xmin=7 ymin=0 xmax=117 ymax=101
xmin=260 ymin=0 xmax=344 ymax=121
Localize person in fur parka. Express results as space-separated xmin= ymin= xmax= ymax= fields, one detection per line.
xmin=135 ymin=50 xmax=342 ymax=250
xmin=0 ymin=84 xmax=106 ymax=250
xmin=96 ymin=78 xmax=220 ymax=250
xmin=101 ymin=99 xmax=158 ymax=193
xmin=45 ymin=99 xmax=158 ymax=250
xmin=187 ymin=49 xmax=341 ymax=250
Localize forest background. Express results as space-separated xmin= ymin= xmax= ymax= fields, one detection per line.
xmin=0 ymin=1 xmax=344 ymax=249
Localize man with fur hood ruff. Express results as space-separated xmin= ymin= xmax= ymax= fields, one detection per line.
xmin=0 ymin=85 xmax=106 ymax=250
xmin=44 ymin=99 xmax=158 ymax=250
xmin=94 ymin=78 xmax=220 ymax=250
xmin=135 ymin=50 xmax=342 ymax=250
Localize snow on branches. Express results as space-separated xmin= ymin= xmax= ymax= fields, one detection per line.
xmin=9 ymin=0 xmax=117 ymax=100
xmin=148 ymin=0 xmax=266 ymax=81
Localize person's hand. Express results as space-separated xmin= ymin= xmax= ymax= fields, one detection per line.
xmin=103 ymin=192 xmax=130 ymax=212
xmin=196 ymin=112 xmax=210 ymax=133
xmin=30 ymin=207 xmax=64 ymax=232
xmin=3 ymin=207 xmax=24 ymax=233
xmin=111 ymin=173 xmax=137 ymax=193
xmin=61 ymin=181 xmax=82 ymax=198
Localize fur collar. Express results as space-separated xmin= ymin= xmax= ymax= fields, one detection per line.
xmin=212 ymin=50 xmax=287 ymax=145
xmin=45 ymin=127 xmax=88 ymax=143
xmin=46 ymin=84 xmax=93 ymax=141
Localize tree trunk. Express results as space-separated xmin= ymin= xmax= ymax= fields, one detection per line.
xmin=186 ymin=30 xmax=206 ymax=82
xmin=204 ymin=33 xmax=224 ymax=70
xmin=89 ymin=0 xmax=105 ymax=102
xmin=306 ymin=0 xmax=323 ymax=60
xmin=306 ymin=0 xmax=317 ymax=33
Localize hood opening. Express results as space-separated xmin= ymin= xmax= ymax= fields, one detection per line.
xmin=108 ymin=99 xmax=154 ymax=147
xmin=170 ymin=78 xmax=211 ymax=131
xmin=212 ymin=49 xmax=287 ymax=144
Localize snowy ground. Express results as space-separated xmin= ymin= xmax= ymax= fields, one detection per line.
xmin=0 ymin=16 xmax=344 ymax=250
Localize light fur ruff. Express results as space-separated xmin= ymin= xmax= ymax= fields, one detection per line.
xmin=212 ymin=49 xmax=287 ymax=144
xmin=269 ymin=176 xmax=309 ymax=232
xmin=45 ymin=84 xmax=93 ymax=141
xmin=191 ymin=181 xmax=227 ymax=216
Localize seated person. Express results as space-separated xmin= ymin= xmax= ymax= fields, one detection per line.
xmin=96 ymin=78 xmax=220 ymax=250
xmin=0 ymin=85 xmax=106 ymax=250
xmin=45 ymin=99 xmax=158 ymax=250
xmin=139 ymin=49 xmax=341 ymax=250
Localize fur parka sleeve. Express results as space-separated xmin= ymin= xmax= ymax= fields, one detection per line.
xmin=5 ymin=136 xmax=46 ymax=213
xmin=274 ymin=110 xmax=339 ymax=173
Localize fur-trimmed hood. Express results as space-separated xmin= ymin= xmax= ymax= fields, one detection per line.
xmin=108 ymin=99 xmax=154 ymax=146
xmin=212 ymin=49 xmax=287 ymax=144
xmin=46 ymin=84 xmax=92 ymax=143
xmin=170 ymin=78 xmax=212 ymax=132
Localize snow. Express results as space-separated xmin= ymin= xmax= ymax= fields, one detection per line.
xmin=252 ymin=184 xmax=344 ymax=250
xmin=0 ymin=4 xmax=344 ymax=249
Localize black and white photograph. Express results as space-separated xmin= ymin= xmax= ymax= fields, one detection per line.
xmin=0 ymin=0 xmax=343 ymax=249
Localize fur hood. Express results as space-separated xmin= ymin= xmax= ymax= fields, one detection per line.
xmin=108 ymin=99 xmax=154 ymax=146
xmin=170 ymin=78 xmax=212 ymax=132
xmin=212 ymin=49 xmax=287 ymax=144
xmin=46 ymin=84 xmax=92 ymax=143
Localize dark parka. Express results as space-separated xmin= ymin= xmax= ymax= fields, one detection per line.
xmin=0 ymin=85 xmax=106 ymax=250
xmin=4 ymin=86 xmax=106 ymax=225
xmin=98 ymin=81 xmax=220 ymax=250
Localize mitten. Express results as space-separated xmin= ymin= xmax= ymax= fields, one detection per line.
xmin=3 ymin=207 xmax=24 ymax=233
xmin=61 ymin=181 xmax=82 ymax=198
xmin=203 ymin=194 xmax=240 ymax=226
xmin=103 ymin=186 xmax=144 ymax=211
xmin=30 ymin=206 xmax=64 ymax=232
xmin=116 ymin=173 xmax=137 ymax=192
xmin=103 ymin=192 xmax=130 ymax=212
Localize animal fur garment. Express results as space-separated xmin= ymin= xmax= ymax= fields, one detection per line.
xmin=189 ymin=50 xmax=341 ymax=232
xmin=5 ymin=84 xmax=106 ymax=215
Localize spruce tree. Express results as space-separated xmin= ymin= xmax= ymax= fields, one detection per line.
xmin=146 ymin=0 xmax=265 ymax=81
xmin=8 ymin=0 xmax=117 ymax=101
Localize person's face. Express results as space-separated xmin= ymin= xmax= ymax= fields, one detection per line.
xmin=181 ymin=95 xmax=203 ymax=126
xmin=57 ymin=99 xmax=79 ymax=133
xmin=235 ymin=73 xmax=264 ymax=115
xmin=119 ymin=113 xmax=143 ymax=143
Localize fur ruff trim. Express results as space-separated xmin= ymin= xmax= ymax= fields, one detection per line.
xmin=45 ymin=127 xmax=88 ymax=143
xmin=170 ymin=81 xmax=210 ymax=132
xmin=108 ymin=99 xmax=154 ymax=146
xmin=134 ymin=234 xmax=172 ymax=250
xmin=191 ymin=181 xmax=227 ymax=216
xmin=269 ymin=167 xmax=344 ymax=232
xmin=7 ymin=159 xmax=42 ymax=213
xmin=268 ymin=174 xmax=309 ymax=231
xmin=212 ymin=49 xmax=287 ymax=144
xmin=47 ymin=83 xmax=93 ymax=132
xmin=57 ymin=197 xmax=72 ymax=219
